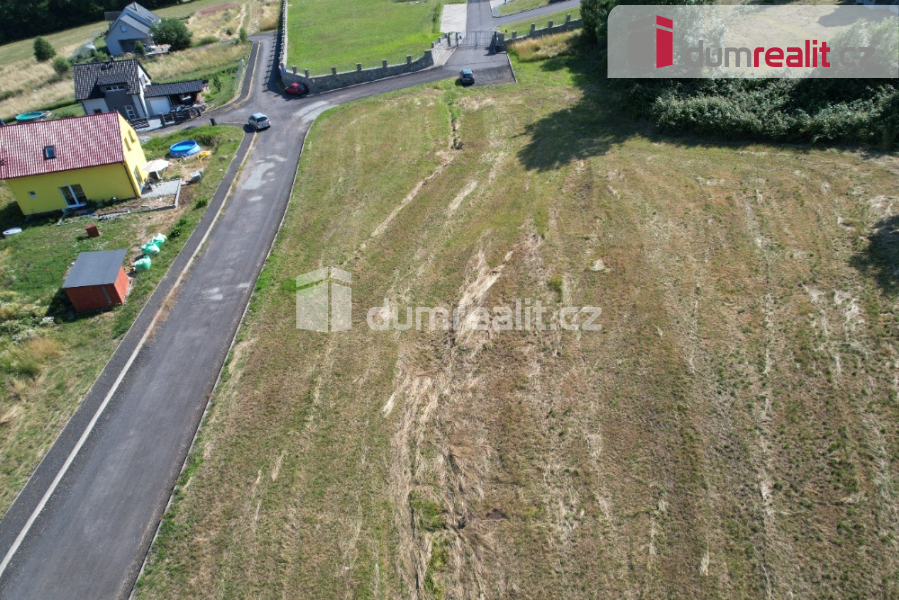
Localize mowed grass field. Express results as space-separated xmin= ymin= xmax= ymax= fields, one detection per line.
xmin=498 ymin=6 xmax=581 ymax=36
xmin=497 ymin=0 xmax=553 ymax=16
xmin=137 ymin=39 xmax=899 ymax=599
xmin=286 ymin=0 xmax=442 ymax=75
xmin=0 ymin=126 xmax=243 ymax=517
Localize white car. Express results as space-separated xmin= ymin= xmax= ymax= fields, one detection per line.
xmin=248 ymin=113 xmax=271 ymax=131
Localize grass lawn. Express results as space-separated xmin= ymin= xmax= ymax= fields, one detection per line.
xmin=286 ymin=0 xmax=442 ymax=75
xmin=497 ymin=0 xmax=552 ymax=16
xmin=0 ymin=125 xmax=243 ymax=517
xmin=498 ymin=6 xmax=581 ymax=36
xmin=136 ymin=34 xmax=899 ymax=600
xmin=0 ymin=0 xmax=268 ymax=121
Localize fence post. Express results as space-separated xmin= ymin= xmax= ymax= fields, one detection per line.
xmin=305 ymin=69 xmax=310 ymax=78
xmin=356 ymin=63 xmax=362 ymax=72
xmin=292 ymin=66 xmax=297 ymax=75
xmin=548 ymin=20 xmax=553 ymax=29
xmin=331 ymin=66 xmax=337 ymax=75
xmin=382 ymin=59 xmax=388 ymax=69
xmin=407 ymin=55 xmax=412 ymax=65
xmin=512 ymin=31 xmax=517 ymax=39
xmin=530 ymin=23 xmax=536 ymax=35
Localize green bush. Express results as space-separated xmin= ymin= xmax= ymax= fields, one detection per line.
xmin=615 ymin=78 xmax=899 ymax=150
xmin=151 ymin=18 xmax=192 ymax=52
xmin=33 ymin=37 xmax=55 ymax=62
xmin=51 ymin=56 xmax=70 ymax=75
xmin=195 ymin=35 xmax=219 ymax=47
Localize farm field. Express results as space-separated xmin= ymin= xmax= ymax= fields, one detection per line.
xmin=0 ymin=126 xmax=243 ymax=516
xmin=136 ymin=39 xmax=899 ymax=599
xmin=286 ymin=0 xmax=442 ymax=75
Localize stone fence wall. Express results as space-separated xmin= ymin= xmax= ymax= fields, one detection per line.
xmin=500 ymin=14 xmax=582 ymax=45
xmin=281 ymin=35 xmax=456 ymax=94
xmin=277 ymin=0 xmax=458 ymax=93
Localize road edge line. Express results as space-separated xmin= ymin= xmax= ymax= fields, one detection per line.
xmin=0 ymin=131 xmax=258 ymax=583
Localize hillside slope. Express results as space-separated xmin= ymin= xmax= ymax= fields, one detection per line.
xmin=137 ymin=52 xmax=899 ymax=599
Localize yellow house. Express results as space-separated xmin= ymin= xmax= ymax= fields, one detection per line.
xmin=0 ymin=112 xmax=147 ymax=215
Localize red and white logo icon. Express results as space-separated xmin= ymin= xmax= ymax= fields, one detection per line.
xmin=627 ymin=15 xmax=674 ymax=68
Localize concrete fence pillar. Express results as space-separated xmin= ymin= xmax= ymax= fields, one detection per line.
xmin=548 ymin=20 xmax=553 ymax=29
xmin=305 ymin=69 xmax=310 ymax=78
xmin=512 ymin=31 xmax=517 ymax=39
xmin=356 ymin=63 xmax=362 ymax=72
xmin=292 ymin=66 xmax=297 ymax=74
xmin=566 ymin=14 xmax=571 ymax=24
xmin=406 ymin=55 xmax=412 ymax=64
xmin=382 ymin=59 xmax=388 ymax=69
xmin=530 ymin=23 xmax=536 ymax=34
xmin=430 ymin=42 xmax=435 ymax=49
xmin=331 ymin=66 xmax=337 ymax=75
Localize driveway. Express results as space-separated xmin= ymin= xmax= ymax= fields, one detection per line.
xmin=0 ymin=14 xmax=515 ymax=600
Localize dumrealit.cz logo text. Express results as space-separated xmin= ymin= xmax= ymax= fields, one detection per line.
xmin=609 ymin=5 xmax=899 ymax=79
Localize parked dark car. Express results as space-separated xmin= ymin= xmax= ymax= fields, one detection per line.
xmin=285 ymin=82 xmax=309 ymax=96
xmin=460 ymin=69 xmax=475 ymax=86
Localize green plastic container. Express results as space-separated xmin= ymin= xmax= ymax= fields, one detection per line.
xmin=151 ymin=233 xmax=167 ymax=246
xmin=141 ymin=242 xmax=160 ymax=256
xmin=134 ymin=257 xmax=152 ymax=272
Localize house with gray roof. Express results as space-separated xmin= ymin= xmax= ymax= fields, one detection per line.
xmin=74 ymin=59 xmax=206 ymax=122
xmin=105 ymin=2 xmax=160 ymax=56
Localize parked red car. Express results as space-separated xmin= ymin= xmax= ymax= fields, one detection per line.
xmin=285 ymin=82 xmax=309 ymax=96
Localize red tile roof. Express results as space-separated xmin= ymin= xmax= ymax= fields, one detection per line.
xmin=0 ymin=113 xmax=125 ymax=180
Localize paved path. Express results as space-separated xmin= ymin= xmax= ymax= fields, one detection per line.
xmin=493 ymin=0 xmax=581 ymax=26
xmin=0 ymin=11 xmax=513 ymax=600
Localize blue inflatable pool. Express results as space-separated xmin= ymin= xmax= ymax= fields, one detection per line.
xmin=169 ymin=140 xmax=200 ymax=158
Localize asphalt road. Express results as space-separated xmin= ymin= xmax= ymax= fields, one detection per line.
xmin=0 ymin=10 xmax=513 ymax=600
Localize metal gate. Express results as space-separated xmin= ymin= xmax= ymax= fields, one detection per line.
xmin=456 ymin=30 xmax=497 ymax=49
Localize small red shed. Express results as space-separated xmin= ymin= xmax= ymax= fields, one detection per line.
xmin=62 ymin=249 xmax=130 ymax=312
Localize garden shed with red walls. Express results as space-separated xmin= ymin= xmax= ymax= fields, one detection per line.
xmin=62 ymin=249 xmax=130 ymax=312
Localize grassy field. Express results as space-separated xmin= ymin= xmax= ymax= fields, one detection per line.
xmin=498 ymin=6 xmax=581 ymax=36
xmin=136 ymin=35 xmax=899 ymax=600
xmin=286 ymin=0 xmax=442 ymax=75
xmin=497 ymin=0 xmax=552 ymax=16
xmin=0 ymin=125 xmax=243 ymax=517
xmin=0 ymin=0 xmax=269 ymax=120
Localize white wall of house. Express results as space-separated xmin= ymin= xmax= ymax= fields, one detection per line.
xmin=147 ymin=96 xmax=171 ymax=116
xmin=81 ymin=98 xmax=109 ymax=115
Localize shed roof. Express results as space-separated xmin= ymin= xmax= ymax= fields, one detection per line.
xmin=0 ymin=112 xmax=125 ymax=180
xmin=63 ymin=249 xmax=128 ymax=288
xmin=145 ymin=79 xmax=206 ymax=97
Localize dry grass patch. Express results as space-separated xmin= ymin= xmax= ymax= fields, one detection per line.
xmin=137 ymin=55 xmax=899 ymax=600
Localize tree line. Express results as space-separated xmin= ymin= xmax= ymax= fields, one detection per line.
xmin=0 ymin=0 xmax=183 ymax=46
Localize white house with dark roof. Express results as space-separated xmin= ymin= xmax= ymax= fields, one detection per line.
xmin=74 ymin=59 xmax=206 ymax=121
xmin=105 ymin=2 xmax=160 ymax=56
